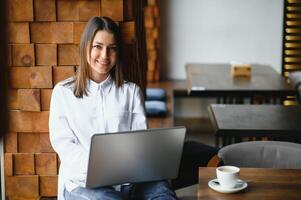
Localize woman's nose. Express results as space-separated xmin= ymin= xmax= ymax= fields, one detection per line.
xmin=101 ymin=47 xmax=109 ymax=59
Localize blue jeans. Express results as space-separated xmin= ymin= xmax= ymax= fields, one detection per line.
xmin=64 ymin=180 xmax=177 ymax=200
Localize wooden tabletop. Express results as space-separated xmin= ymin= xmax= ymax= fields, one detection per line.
xmin=208 ymin=104 xmax=301 ymax=137
xmin=186 ymin=63 xmax=296 ymax=97
xmin=197 ymin=167 xmax=301 ymax=200
xmin=208 ymin=104 xmax=301 ymax=146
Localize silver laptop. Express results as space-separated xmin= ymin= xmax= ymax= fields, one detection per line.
xmin=85 ymin=126 xmax=186 ymax=188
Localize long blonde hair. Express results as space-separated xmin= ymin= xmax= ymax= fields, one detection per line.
xmin=67 ymin=16 xmax=124 ymax=98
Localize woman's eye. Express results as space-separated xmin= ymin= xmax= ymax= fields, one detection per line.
xmin=109 ymin=46 xmax=117 ymax=52
xmin=93 ymin=45 xmax=102 ymax=49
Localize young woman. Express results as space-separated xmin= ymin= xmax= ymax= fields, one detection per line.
xmin=49 ymin=16 xmax=177 ymax=200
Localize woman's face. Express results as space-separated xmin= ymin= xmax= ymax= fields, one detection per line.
xmin=87 ymin=30 xmax=118 ymax=83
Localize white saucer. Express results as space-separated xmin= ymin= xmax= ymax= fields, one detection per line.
xmin=208 ymin=179 xmax=248 ymax=194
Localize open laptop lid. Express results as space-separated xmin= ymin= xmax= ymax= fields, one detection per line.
xmin=85 ymin=126 xmax=186 ymax=188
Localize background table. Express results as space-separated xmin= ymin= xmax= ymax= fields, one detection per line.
xmin=197 ymin=167 xmax=301 ymax=200
xmin=208 ymin=104 xmax=301 ymax=147
xmin=186 ymin=63 xmax=296 ymax=104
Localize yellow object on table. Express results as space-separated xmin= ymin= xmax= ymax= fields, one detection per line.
xmin=231 ymin=63 xmax=251 ymax=77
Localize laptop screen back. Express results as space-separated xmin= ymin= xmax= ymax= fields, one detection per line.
xmin=85 ymin=126 xmax=186 ymax=188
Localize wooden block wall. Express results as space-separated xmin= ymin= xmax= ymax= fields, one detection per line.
xmin=6 ymin=0 xmax=137 ymax=199
xmin=145 ymin=0 xmax=160 ymax=81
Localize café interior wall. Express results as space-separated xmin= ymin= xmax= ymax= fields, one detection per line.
xmin=159 ymin=0 xmax=284 ymax=118
xmin=159 ymin=0 xmax=284 ymax=80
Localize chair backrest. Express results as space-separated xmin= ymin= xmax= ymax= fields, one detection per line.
xmin=218 ymin=141 xmax=301 ymax=169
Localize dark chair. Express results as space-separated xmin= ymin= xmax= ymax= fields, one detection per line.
xmin=208 ymin=141 xmax=301 ymax=168
xmin=172 ymin=141 xmax=218 ymax=189
xmin=174 ymin=141 xmax=218 ymax=199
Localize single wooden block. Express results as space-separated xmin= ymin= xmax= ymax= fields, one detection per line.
xmin=34 ymin=0 xmax=56 ymax=21
xmin=148 ymin=59 xmax=156 ymax=71
xmin=146 ymin=28 xmax=158 ymax=40
xmin=152 ymin=28 xmax=159 ymax=39
xmin=144 ymin=17 xmax=154 ymax=29
xmin=10 ymin=67 xmax=53 ymax=89
xmin=7 ymin=0 xmax=33 ymax=22
xmin=146 ymin=37 xmax=155 ymax=50
xmin=53 ymin=66 xmax=76 ymax=85
xmin=101 ymin=0 xmax=123 ymax=21
xmin=9 ymin=111 xmax=49 ymax=132
xmin=36 ymin=44 xmax=57 ymax=66
xmin=9 ymin=111 xmax=32 ymax=132
xmin=40 ymin=133 xmax=55 ymax=153
xmin=18 ymin=89 xmax=41 ymax=111
xmin=41 ymin=89 xmax=52 ymax=111
xmin=74 ymin=22 xmax=86 ymax=44
xmin=18 ymin=132 xmax=40 ymax=153
xmin=56 ymin=0 xmax=79 ymax=21
xmin=58 ymin=45 xmax=80 ymax=65
xmin=35 ymin=153 xmax=57 ymax=175
xmin=6 ymin=175 xmax=39 ymax=198
xmin=12 ymin=44 xmax=35 ymax=66
xmin=32 ymin=112 xmax=50 ymax=132
xmin=78 ymin=1 xmax=101 ymax=21
xmin=57 ymin=0 xmax=100 ymax=21
xmin=13 ymin=153 xmax=35 ymax=175
xmin=4 ymin=132 xmax=18 ymax=153
xmin=120 ymin=21 xmax=135 ymax=44
xmin=7 ymin=23 xmax=30 ymax=43
xmin=8 ymin=89 xmax=19 ymax=110
xmin=147 ymin=50 xmax=157 ymax=61
xmin=4 ymin=153 xmax=13 ymax=176
xmin=39 ymin=175 xmax=58 ymax=197
xmin=31 ymin=22 xmax=73 ymax=44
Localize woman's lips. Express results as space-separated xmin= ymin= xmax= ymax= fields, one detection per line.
xmin=96 ymin=60 xmax=109 ymax=65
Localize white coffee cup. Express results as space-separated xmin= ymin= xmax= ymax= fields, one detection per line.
xmin=216 ymin=166 xmax=240 ymax=189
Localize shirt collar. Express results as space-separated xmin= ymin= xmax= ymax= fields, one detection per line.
xmin=88 ymin=75 xmax=113 ymax=95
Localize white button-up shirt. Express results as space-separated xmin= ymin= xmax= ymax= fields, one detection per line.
xmin=49 ymin=76 xmax=147 ymax=200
